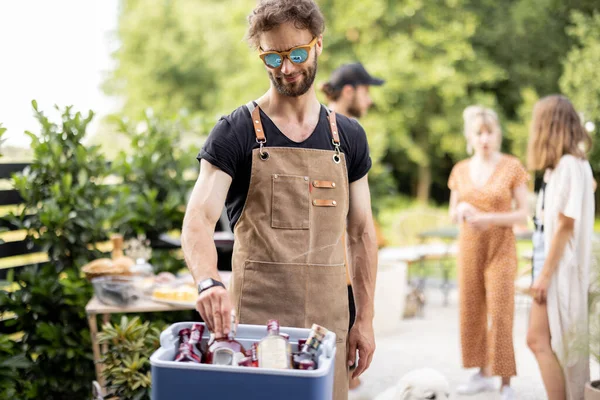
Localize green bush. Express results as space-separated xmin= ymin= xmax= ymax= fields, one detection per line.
xmin=0 ymin=334 xmax=32 ymax=399
xmin=0 ymin=102 xmax=114 ymax=399
xmin=0 ymin=105 xmax=202 ymax=398
xmin=110 ymin=110 xmax=197 ymax=241
xmin=98 ymin=316 xmax=163 ymax=400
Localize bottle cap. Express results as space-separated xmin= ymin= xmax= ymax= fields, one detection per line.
xmin=266 ymin=319 xmax=280 ymax=334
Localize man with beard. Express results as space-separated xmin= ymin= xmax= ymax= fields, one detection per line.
xmin=321 ymin=62 xmax=385 ymax=390
xmin=181 ymin=1 xmax=378 ymax=399
xmin=321 ymin=62 xmax=384 ymax=119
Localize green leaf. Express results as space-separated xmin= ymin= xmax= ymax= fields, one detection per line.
xmin=0 ymin=354 xmax=32 ymax=369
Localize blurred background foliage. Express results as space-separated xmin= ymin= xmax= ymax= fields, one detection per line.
xmin=99 ymin=0 xmax=600 ymax=213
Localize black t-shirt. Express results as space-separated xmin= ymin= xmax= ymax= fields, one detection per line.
xmin=199 ymin=103 xmax=372 ymax=230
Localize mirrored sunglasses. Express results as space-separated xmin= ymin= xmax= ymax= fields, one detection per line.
xmin=259 ymin=37 xmax=318 ymax=69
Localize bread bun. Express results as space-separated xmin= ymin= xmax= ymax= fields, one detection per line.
xmin=82 ymin=258 xmax=113 ymax=273
xmin=113 ymin=256 xmax=135 ymax=273
xmin=82 ymin=257 xmax=131 ymax=280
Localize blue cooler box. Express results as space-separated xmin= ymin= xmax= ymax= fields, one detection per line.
xmin=150 ymin=321 xmax=337 ymax=400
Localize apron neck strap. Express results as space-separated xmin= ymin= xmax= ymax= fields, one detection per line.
xmin=324 ymin=107 xmax=340 ymax=145
xmin=246 ymin=102 xmax=266 ymax=142
xmin=246 ymin=102 xmax=340 ymax=145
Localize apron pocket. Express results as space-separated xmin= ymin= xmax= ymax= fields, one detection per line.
xmin=304 ymin=264 xmax=349 ymax=341
xmin=238 ymin=261 xmax=349 ymax=341
xmin=238 ymin=261 xmax=306 ymax=328
xmin=271 ymin=174 xmax=310 ymax=230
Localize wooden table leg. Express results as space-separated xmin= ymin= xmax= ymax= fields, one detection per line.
xmin=87 ymin=313 xmax=106 ymax=392
xmin=101 ymin=314 xmax=110 ymax=355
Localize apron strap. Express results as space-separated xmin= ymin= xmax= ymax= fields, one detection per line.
xmin=324 ymin=107 xmax=340 ymax=145
xmin=246 ymin=102 xmax=340 ymax=154
xmin=325 ymin=107 xmax=341 ymax=163
xmin=246 ymin=102 xmax=266 ymax=143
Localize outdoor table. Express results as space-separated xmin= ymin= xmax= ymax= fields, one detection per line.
xmin=86 ymin=296 xmax=196 ymax=390
xmin=418 ymin=225 xmax=533 ymax=241
xmin=86 ymin=269 xmax=232 ymax=392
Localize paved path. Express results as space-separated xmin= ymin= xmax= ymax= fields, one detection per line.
xmin=349 ymin=287 xmax=566 ymax=400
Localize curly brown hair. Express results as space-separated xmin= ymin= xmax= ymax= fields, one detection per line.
xmin=246 ymin=0 xmax=325 ymax=49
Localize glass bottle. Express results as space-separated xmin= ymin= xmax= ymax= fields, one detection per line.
xmin=205 ymin=310 xmax=246 ymax=366
xmin=258 ymin=320 xmax=289 ymax=369
xmin=129 ymin=257 xmax=154 ymax=276
xmin=280 ymin=332 xmax=293 ymax=368
xmin=292 ymin=324 xmax=329 ymax=370
xmin=250 ymin=342 xmax=259 ymax=367
xmin=110 ymin=234 xmax=135 ymax=271
xmin=188 ymin=323 xmax=205 ymax=362
xmin=110 ymin=234 xmax=124 ymax=259
xmin=174 ymin=328 xmax=202 ymax=363
xmin=297 ymin=339 xmax=307 ymax=352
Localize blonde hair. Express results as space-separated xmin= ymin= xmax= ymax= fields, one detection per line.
xmin=527 ymin=95 xmax=592 ymax=171
xmin=462 ymin=105 xmax=501 ymax=155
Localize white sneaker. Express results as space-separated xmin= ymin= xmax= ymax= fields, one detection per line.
xmin=501 ymin=386 xmax=516 ymax=400
xmin=456 ymin=372 xmax=496 ymax=395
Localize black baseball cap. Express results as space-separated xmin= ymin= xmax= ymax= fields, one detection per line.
xmin=328 ymin=62 xmax=385 ymax=90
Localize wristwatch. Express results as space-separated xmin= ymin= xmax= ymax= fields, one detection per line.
xmin=197 ymin=278 xmax=225 ymax=295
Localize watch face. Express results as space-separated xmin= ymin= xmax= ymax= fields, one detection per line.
xmin=200 ymin=279 xmax=214 ymax=291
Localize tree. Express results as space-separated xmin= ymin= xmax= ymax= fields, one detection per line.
xmin=561 ymin=11 xmax=600 ymax=125
xmin=105 ymin=0 xmax=600 ymax=203
xmin=105 ymin=0 xmax=267 ymax=119
xmin=561 ymin=11 xmax=600 ymax=211
xmin=319 ymin=0 xmax=505 ymax=202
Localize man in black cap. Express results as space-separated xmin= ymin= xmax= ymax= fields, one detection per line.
xmin=321 ymin=62 xmax=384 ymax=119
xmin=322 ymin=62 xmax=385 ymax=390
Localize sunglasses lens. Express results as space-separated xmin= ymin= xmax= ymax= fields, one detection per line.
xmin=289 ymin=48 xmax=308 ymax=64
xmin=264 ymin=53 xmax=282 ymax=68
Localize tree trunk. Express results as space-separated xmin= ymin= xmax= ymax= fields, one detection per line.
xmin=416 ymin=163 xmax=431 ymax=203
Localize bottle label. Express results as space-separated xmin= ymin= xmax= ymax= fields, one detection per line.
xmin=211 ymin=347 xmax=246 ymax=366
xmin=258 ymin=336 xmax=289 ymax=369
xmin=213 ymin=347 xmax=235 ymax=365
xmin=302 ymin=324 xmax=329 ymax=355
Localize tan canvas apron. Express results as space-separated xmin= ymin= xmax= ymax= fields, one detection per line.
xmin=229 ymin=102 xmax=349 ymax=400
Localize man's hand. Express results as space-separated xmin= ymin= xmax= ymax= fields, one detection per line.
xmin=195 ymin=286 xmax=233 ymax=339
xmin=347 ymin=319 xmax=375 ymax=379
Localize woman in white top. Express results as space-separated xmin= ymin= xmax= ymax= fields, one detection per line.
xmin=526 ymin=95 xmax=594 ymax=400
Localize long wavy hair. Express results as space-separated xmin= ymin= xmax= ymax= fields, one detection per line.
xmin=527 ymin=95 xmax=592 ymax=171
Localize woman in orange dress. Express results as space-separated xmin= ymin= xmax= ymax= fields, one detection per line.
xmin=448 ymin=106 xmax=529 ymax=400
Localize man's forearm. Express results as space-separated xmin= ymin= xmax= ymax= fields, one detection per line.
xmin=182 ymin=210 xmax=220 ymax=283
xmin=348 ymin=223 xmax=378 ymax=322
